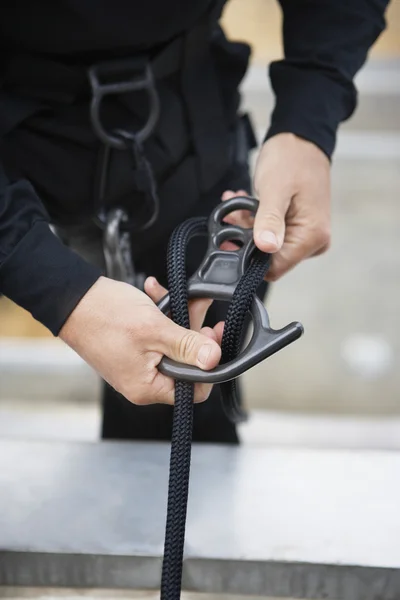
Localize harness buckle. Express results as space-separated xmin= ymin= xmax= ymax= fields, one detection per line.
xmin=88 ymin=57 xmax=160 ymax=149
xmin=88 ymin=57 xmax=161 ymax=233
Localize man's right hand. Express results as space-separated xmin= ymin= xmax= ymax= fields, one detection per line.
xmin=59 ymin=276 xmax=222 ymax=405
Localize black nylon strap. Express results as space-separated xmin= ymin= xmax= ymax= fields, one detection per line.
xmin=0 ymin=3 xmax=219 ymax=134
xmin=181 ymin=20 xmax=230 ymax=192
xmin=160 ymin=217 xmax=270 ymax=600
xmin=1 ymin=33 xmax=195 ymax=107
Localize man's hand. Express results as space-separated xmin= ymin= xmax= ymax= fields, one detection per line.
xmin=252 ymin=133 xmax=331 ymax=281
xmin=59 ymin=276 xmax=222 ymax=406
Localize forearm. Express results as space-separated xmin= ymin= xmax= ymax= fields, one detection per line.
xmin=0 ymin=164 xmax=101 ymax=335
xmin=266 ymin=0 xmax=390 ymax=157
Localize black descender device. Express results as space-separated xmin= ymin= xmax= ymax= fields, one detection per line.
xmin=157 ymin=196 xmax=304 ymax=387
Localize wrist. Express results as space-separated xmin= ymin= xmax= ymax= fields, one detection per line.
xmin=0 ymin=222 xmax=102 ymax=336
xmin=59 ymin=275 xmax=106 ymax=346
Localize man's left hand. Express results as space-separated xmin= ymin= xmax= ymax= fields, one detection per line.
xmin=222 ymin=132 xmax=331 ymax=281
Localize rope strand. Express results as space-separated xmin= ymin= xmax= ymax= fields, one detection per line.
xmin=160 ymin=217 xmax=269 ymax=600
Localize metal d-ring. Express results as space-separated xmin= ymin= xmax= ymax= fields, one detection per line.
xmin=88 ymin=58 xmax=160 ymax=150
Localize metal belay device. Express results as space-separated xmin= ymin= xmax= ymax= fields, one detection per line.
xmin=157 ymin=195 xmax=303 ymax=600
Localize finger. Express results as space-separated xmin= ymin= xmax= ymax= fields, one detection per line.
xmin=144 ymin=276 xmax=168 ymax=304
xmin=264 ymin=223 xmax=330 ymax=282
xmin=253 ymin=195 xmax=289 ymax=254
xmin=193 ymin=327 xmax=219 ymax=402
xmin=220 ymin=190 xmax=253 ymax=251
xmin=253 ymin=170 xmax=292 ymax=253
xmin=310 ymin=242 xmax=330 ymax=258
xmin=212 ymin=321 xmax=225 ymax=346
xmin=199 ymin=322 xmax=224 ymax=347
xmin=146 ymin=277 xmax=213 ymax=331
xmin=158 ymin=315 xmax=221 ymax=370
xmin=194 ymin=382 xmax=213 ymax=403
xmin=221 ymin=189 xmax=249 ymax=201
xmin=193 ymin=322 xmax=226 ymax=402
xmin=200 ymin=326 xmax=217 ymax=341
xmin=188 ymin=298 xmax=213 ymax=331
xmin=151 ymin=327 xmax=218 ymax=405
xmin=221 ymin=189 xmax=251 ymax=228
xmin=148 ymin=369 xmax=177 ymax=406
xmin=150 ymin=372 xmax=211 ymax=406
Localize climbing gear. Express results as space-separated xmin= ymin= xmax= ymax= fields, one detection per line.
xmin=88 ymin=59 xmax=161 ymax=233
xmin=157 ymin=196 xmax=303 ymax=599
xmin=103 ymin=208 xmax=146 ymax=290
xmin=1 ymin=4 xmax=256 ymax=282
xmin=0 ymin=0 xmax=257 ymax=306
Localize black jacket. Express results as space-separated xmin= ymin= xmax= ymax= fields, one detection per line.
xmin=0 ymin=0 xmax=389 ymax=334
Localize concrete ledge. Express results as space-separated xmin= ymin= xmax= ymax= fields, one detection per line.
xmin=0 ymin=589 xmax=273 ymax=600
xmin=1 ymin=440 xmax=400 ymax=599
xmin=0 ymin=338 xmax=99 ymax=402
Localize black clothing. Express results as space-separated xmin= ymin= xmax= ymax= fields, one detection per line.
xmin=101 ymin=157 xmax=263 ymax=444
xmin=0 ymin=0 xmax=389 ymax=334
xmin=60 ymin=146 xmax=261 ymax=443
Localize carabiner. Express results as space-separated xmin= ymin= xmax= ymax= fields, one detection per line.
xmin=103 ymin=208 xmax=146 ymax=289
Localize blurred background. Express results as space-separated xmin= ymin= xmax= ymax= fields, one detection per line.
xmin=0 ymin=0 xmax=399 ymax=448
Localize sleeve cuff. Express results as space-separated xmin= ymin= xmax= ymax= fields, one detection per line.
xmin=0 ymin=221 xmax=102 ymax=335
xmin=264 ymin=61 xmax=357 ymax=158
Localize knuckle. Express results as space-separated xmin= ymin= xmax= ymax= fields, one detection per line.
xmin=256 ymin=211 xmax=286 ymax=237
xmin=194 ymin=383 xmax=212 ymax=403
xmin=127 ymin=310 xmax=159 ymax=340
xmin=123 ymin=387 xmax=142 ymax=405
xmin=266 ymin=270 xmax=281 ymax=283
xmin=262 ymin=209 xmax=284 ymax=227
xmin=153 ymin=377 xmax=175 ymax=404
xmin=314 ymin=224 xmax=331 ymax=249
xmin=177 ymin=330 xmax=198 ymax=359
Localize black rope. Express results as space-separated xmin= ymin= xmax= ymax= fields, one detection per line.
xmin=160 ymin=217 xmax=270 ymax=600
xmin=220 ymin=250 xmax=271 ymax=423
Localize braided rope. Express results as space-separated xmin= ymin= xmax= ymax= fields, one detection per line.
xmin=160 ymin=217 xmax=269 ymax=600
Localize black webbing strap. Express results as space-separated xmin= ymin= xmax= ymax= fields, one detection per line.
xmin=160 ymin=217 xmax=270 ymax=600
xmin=0 ymin=92 xmax=46 ymax=139
xmin=0 ymin=31 xmax=199 ymax=107
xmin=180 ymin=14 xmax=230 ymax=192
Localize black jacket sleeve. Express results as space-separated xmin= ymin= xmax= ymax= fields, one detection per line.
xmin=0 ymin=164 xmax=102 ymax=335
xmin=265 ymin=0 xmax=390 ymax=157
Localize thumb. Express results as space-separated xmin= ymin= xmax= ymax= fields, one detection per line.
xmin=160 ymin=317 xmax=221 ymax=370
xmin=253 ymin=189 xmax=290 ymax=254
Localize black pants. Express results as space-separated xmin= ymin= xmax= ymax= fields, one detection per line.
xmin=59 ymin=157 xmax=268 ymax=445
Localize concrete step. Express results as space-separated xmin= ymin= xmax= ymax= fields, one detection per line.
xmin=2 ymin=439 xmax=399 ymax=599
xmin=0 ymin=590 xmax=273 ymax=600
xmin=2 ymin=373 xmax=400 ymax=452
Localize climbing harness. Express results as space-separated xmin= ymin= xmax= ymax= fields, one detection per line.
xmin=15 ymin=19 xmax=300 ymax=596
xmin=157 ymin=195 xmax=303 ymax=599
xmin=1 ymin=13 xmax=301 ymax=595
xmin=103 ymin=208 xmax=147 ymax=290
xmin=84 ymin=43 xmax=302 ymax=600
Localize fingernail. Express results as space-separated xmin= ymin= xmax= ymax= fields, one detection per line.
xmin=259 ymin=231 xmax=279 ymax=248
xmin=197 ymin=344 xmax=212 ymax=367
